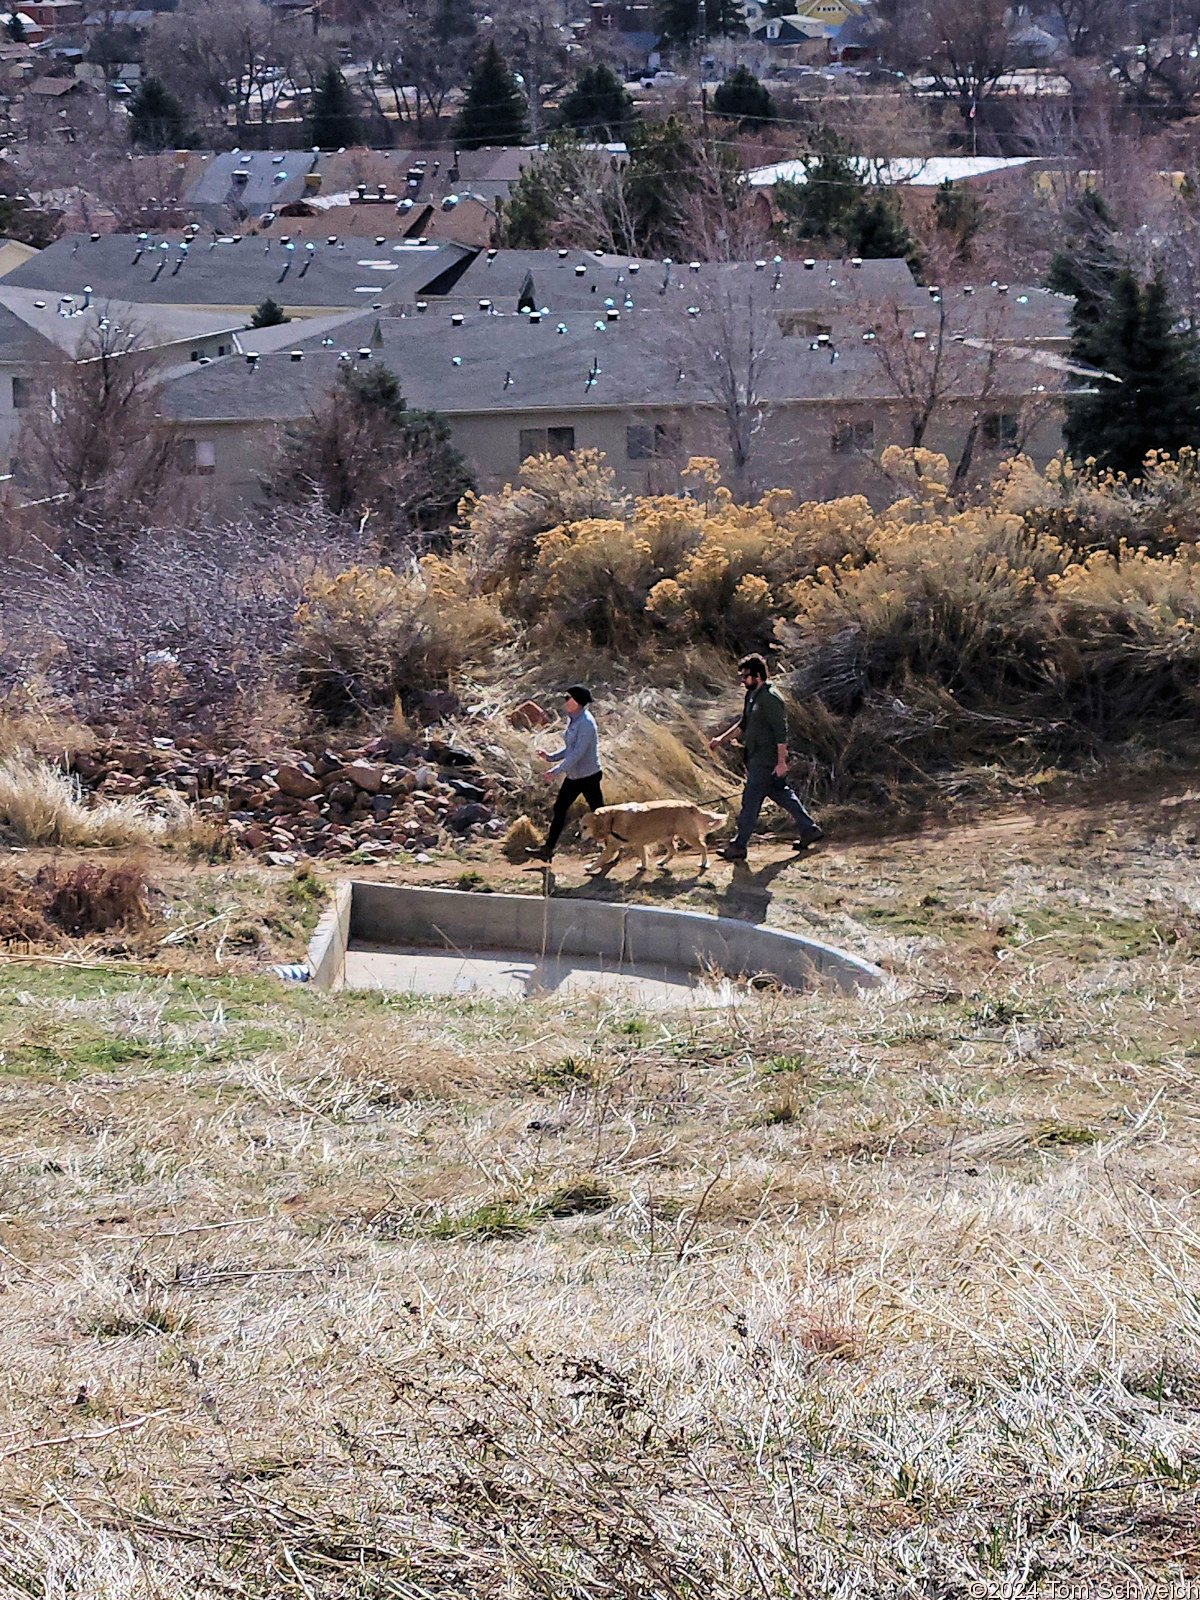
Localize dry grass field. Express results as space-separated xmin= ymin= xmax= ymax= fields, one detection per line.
xmin=1 ymin=790 xmax=1199 ymax=1596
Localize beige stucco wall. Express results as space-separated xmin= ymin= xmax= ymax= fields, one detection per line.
xmin=175 ymin=394 xmax=1066 ymax=513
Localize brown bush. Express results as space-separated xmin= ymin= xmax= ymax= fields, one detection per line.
xmin=0 ymin=861 xmax=151 ymax=946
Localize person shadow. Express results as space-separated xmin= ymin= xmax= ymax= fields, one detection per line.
xmin=549 ymin=848 xmax=798 ymax=927
xmin=710 ymin=853 xmax=797 ymax=925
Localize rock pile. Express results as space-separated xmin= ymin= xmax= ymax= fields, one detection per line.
xmin=69 ymin=733 xmax=515 ymax=859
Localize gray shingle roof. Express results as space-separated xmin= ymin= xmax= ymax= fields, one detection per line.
xmin=4 ymin=231 xmax=473 ymax=310
xmin=161 ymin=293 xmax=1067 ymax=426
xmin=184 ymin=150 xmax=318 ymax=217
xmin=441 ymin=250 xmax=926 ymax=316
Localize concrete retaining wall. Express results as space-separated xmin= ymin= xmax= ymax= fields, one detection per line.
xmin=311 ymin=882 xmax=883 ymax=993
xmin=307 ymin=879 xmax=353 ymax=989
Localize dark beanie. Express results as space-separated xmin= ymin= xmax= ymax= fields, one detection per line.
xmin=565 ymin=684 xmax=592 ymax=706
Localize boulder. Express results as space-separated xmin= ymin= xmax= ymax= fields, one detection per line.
xmin=275 ymin=764 xmax=324 ymax=800
xmin=344 ymin=761 xmax=383 ymax=794
xmin=510 ymin=699 xmax=551 ymax=730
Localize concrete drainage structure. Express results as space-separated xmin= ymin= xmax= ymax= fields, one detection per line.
xmin=307 ymin=882 xmax=883 ymax=1003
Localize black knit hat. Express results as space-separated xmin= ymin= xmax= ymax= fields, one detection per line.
xmin=564 ymin=685 xmax=592 ymax=706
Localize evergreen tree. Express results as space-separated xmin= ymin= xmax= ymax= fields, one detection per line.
xmin=309 ymin=63 xmax=361 ymax=149
xmin=1046 ymin=191 xmax=1123 ymax=360
xmin=657 ymin=0 xmax=744 ymax=45
xmin=932 ymin=178 xmax=985 ymax=262
xmin=712 ymin=64 xmax=774 ymax=125
xmin=456 ymin=41 xmax=527 ymax=149
xmin=5 ymin=13 xmax=26 ymax=40
xmin=128 ymin=75 xmax=187 ymax=152
xmin=843 ymin=194 xmax=920 ymax=268
xmin=559 ymin=63 xmax=633 ymax=138
xmin=250 ymin=297 xmax=290 ymax=329
xmin=1065 ymin=270 xmax=1200 ymax=476
xmin=774 ymin=130 xmax=864 ymax=242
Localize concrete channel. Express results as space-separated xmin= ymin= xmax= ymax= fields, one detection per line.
xmin=307 ymin=882 xmax=883 ymax=1004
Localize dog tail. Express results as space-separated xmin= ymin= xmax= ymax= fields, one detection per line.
xmin=700 ymin=809 xmax=727 ymax=828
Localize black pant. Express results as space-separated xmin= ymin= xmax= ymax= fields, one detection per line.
xmin=545 ymin=772 xmax=605 ymax=854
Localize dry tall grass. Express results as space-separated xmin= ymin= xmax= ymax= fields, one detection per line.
xmin=0 ymin=753 xmax=196 ymax=848
xmin=0 ymin=799 xmax=1195 ymax=1592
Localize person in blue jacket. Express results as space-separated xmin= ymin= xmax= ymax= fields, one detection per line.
xmin=526 ymin=685 xmax=605 ymax=862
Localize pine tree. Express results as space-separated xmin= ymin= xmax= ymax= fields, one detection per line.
xmin=250 ymin=297 xmax=289 ymax=329
xmin=1065 ymin=270 xmax=1200 ymax=476
xmin=559 ymin=63 xmax=633 ymax=138
xmin=774 ymin=130 xmax=864 ymax=242
xmin=843 ymin=194 xmax=920 ymax=268
xmin=309 ymin=64 xmax=361 ymax=150
xmin=712 ymin=65 xmax=774 ymax=125
xmin=657 ymin=0 xmax=743 ymax=45
xmin=6 ymin=13 xmax=26 ymax=41
xmin=128 ymin=76 xmax=187 ymax=152
xmin=932 ymin=178 xmax=985 ymax=262
xmin=456 ymin=41 xmax=527 ymax=150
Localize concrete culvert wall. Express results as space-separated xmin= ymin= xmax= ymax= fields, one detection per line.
xmin=308 ymin=882 xmax=883 ymax=998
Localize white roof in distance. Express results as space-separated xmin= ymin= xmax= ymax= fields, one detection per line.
xmin=749 ymin=156 xmax=1035 ymax=188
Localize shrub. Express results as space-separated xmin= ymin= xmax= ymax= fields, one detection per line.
xmin=290 ymin=559 xmax=507 ymax=719
xmin=0 ymin=754 xmax=194 ymax=848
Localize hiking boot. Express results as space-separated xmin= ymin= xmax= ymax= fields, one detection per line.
xmin=791 ymin=825 xmax=824 ymax=852
xmin=524 ymin=845 xmax=552 ymax=862
xmin=719 ymin=844 xmax=748 ymax=861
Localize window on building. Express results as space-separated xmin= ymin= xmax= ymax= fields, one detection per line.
xmin=178 ymin=438 xmax=216 ymax=475
xmin=519 ymin=425 xmax=575 ymax=460
xmin=11 ymin=376 xmax=30 ymax=410
xmin=831 ymin=417 xmax=875 ymax=454
xmin=627 ymin=421 xmax=683 ymax=460
xmin=190 ymin=350 xmax=200 ymax=361
xmin=983 ymin=411 xmax=1020 ymax=447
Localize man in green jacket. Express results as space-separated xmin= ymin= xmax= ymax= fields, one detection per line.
xmin=709 ymin=654 xmax=822 ymax=861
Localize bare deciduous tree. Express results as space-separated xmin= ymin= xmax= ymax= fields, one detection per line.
xmin=682 ymin=287 xmax=776 ymax=500
xmin=19 ymin=317 xmax=180 ymax=559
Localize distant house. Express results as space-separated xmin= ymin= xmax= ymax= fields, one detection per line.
xmin=21 ymin=0 xmax=82 ymax=29
xmin=0 ymin=235 xmax=1079 ymax=500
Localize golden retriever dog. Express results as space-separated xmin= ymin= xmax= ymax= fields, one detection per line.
xmin=580 ymin=800 xmax=727 ymax=873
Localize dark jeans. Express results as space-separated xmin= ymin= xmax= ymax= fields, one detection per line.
xmin=732 ymin=761 xmax=817 ymax=850
xmin=545 ymin=772 xmax=605 ymax=854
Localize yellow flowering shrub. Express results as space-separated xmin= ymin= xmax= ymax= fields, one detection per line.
xmin=291 ymin=559 xmax=507 ymax=717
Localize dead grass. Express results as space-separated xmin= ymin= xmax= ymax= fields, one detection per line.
xmin=0 ymin=861 xmax=151 ymax=945
xmin=0 ymin=753 xmax=198 ymax=849
xmin=0 ymin=798 xmax=1196 ymax=1592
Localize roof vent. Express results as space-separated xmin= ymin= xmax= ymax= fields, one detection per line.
xmin=338 ymin=351 xmax=351 ymax=361
xmin=755 ymin=259 xmax=766 ymax=270
xmin=232 ymin=169 xmax=249 ymax=183
xmin=686 ymin=306 xmax=700 ymax=317
xmin=290 ymin=349 xmax=303 ymax=361
xmin=232 ymin=234 xmax=242 ymax=244
xmin=358 ymin=348 xmax=371 ymax=360
xmin=398 ymin=197 xmax=413 ymax=211
xmin=928 ymin=285 xmax=940 ymax=297
xmin=377 ymin=183 xmax=387 ymax=199
xmin=913 ymin=330 xmax=927 ymax=341
xmin=90 ymin=232 xmax=99 ymax=242
xmin=963 ymin=285 xmax=974 ymax=295
xmin=574 ymin=264 xmax=586 ymax=276
xmin=997 ymin=283 xmax=1009 ymax=294
xmin=246 ymin=351 xmax=259 ymax=364
xmin=817 ymin=331 xmax=831 ymax=345
xmin=606 ymin=308 xmax=619 ymax=321
xmin=803 ymin=258 xmax=816 ymax=270
xmin=628 ymin=262 xmax=639 ymax=274
xmin=478 ymin=298 xmax=491 ymax=311
xmin=862 ymin=330 xmax=876 ymax=342
xmin=487 ymin=248 xmax=497 ymax=260
xmin=689 ymin=261 xmax=700 ymax=272
xmin=529 ymin=311 xmax=541 ymax=323
xmin=851 ymin=256 xmax=863 ymax=267
xmin=451 ymin=313 xmax=464 ymax=326
xmin=376 ymin=236 xmax=386 ymax=246
xmin=558 ymin=248 xmax=568 ymax=259
xmin=415 ymin=300 xmax=427 ymax=312
xmin=557 ymin=323 xmax=568 ymax=334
